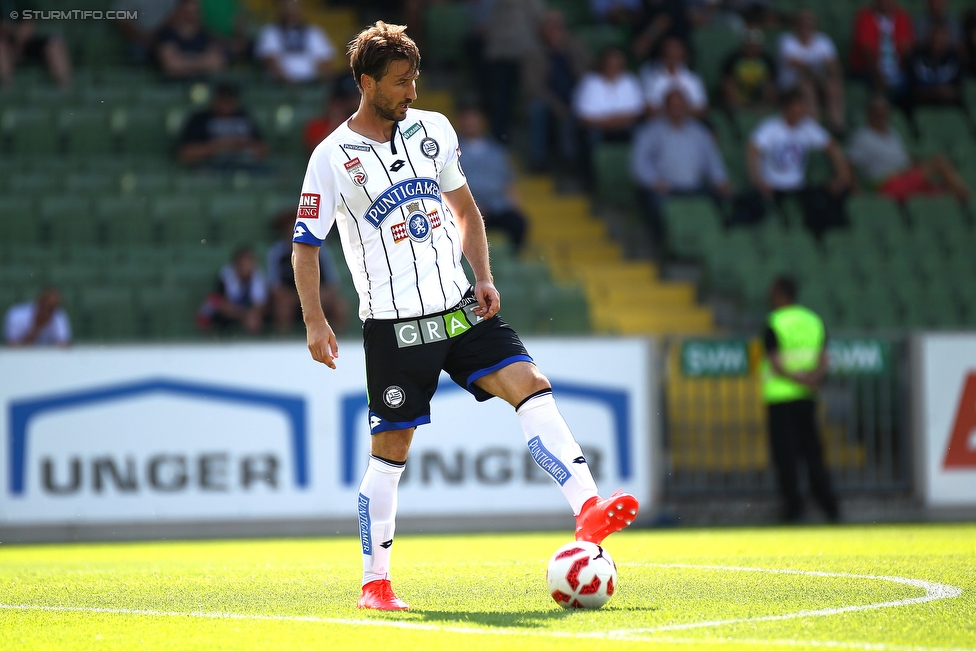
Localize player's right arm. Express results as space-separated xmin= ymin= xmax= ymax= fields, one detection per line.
xmin=294 ymin=243 xmax=338 ymax=369
xmin=292 ymin=144 xmax=341 ymax=368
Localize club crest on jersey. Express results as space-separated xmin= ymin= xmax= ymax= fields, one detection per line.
xmin=420 ymin=137 xmax=439 ymax=159
xmin=365 ymin=178 xmax=441 ymax=228
xmin=391 ymin=202 xmax=437 ymax=244
xmin=344 ymin=157 xmax=368 ymax=186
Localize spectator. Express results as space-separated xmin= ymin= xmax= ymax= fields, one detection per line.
xmin=777 ymin=9 xmax=845 ymax=133
xmin=304 ymin=75 xmax=361 ymax=154
xmin=631 ymin=89 xmax=731 ymax=251
xmin=477 ymin=0 xmax=546 ymax=144
xmin=0 ymin=4 xmax=72 ymax=89
xmin=155 ymin=0 xmax=226 ymax=79
xmin=905 ymin=21 xmax=964 ymax=110
xmin=639 ymin=37 xmax=708 ymax=118
xmin=574 ymin=46 xmax=645 ymax=143
xmin=178 ymin=82 xmax=267 ymax=168
xmin=255 ymin=0 xmax=335 ymax=85
xmin=850 ymin=0 xmax=914 ymax=96
xmin=523 ymin=9 xmax=589 ymax=172
xmin=4 ymin=288 xmax=71 ymax=347
xmin=847 ymin=95 xmax=970 ymax=203
xmin=198 ymin=246 xmax=268 ymax=335
xmin=456 ymin=106 xmax=529 ymax=252
xmin=200 ymin=0 xmax=250 ymax=63
xmin=113 ymin=0 xmax=179 ymax=63
xmin=266 ymin=209 xmax=348 ymax=334
xmin=721 ymin=28 xmax=777 ymax=113
xmin=632 ymin=0 xmax=693 ymax=60
xmin=913 ymin=0 xmax=962 ymax=46
xmin=746 ymin=88 xmax=852 ymax=236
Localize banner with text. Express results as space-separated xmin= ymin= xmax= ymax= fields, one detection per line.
xmin=917 ymin=334 xmax=976 ymax=506
xmin=0 ymin=339 xmax=654 ymax=526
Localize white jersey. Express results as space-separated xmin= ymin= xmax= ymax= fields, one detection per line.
xmin=293 ymin=108 xmax=470 ymax=321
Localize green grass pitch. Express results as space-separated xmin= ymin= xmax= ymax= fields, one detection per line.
xmin=1 ymin=524 xmax=974 ymax=650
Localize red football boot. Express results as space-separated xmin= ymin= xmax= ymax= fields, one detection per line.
xmin=357 ymin=579 xmax=410 ymax=611
xmin=575 ymin=489 xmax=640 ymax=544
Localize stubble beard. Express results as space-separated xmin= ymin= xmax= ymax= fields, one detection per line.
xmin=371 ymin=91 xmax=408 ymax=123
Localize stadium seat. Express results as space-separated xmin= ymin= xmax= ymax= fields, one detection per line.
xmin=847 ymin=194 xmax=902 ymax=235
xmin=116 ymin=107 xmax=172 ymax=155
xmin=663 ymin=196 xmax=723 ymax=259
xmin=139 ymin=288 xmax=200 ymax=340
xmin=60 ymin=107 xmax=115 ymax=154
xmin=151 ymin=196 xmax=208 ymax=244
xmin=40 ymin=195 xmax=100 ymax=247
xmin=574 ymin=24 xmax=629 ymax=58
xmin=424 ymin=4 xmax=472 ymax=64
xmin=593 ymin=143 xmax=636 ymax=209
xmin=913 ymin=107 xmax=973 ymax=146
xmin=691 ymin=22 xmax=741 ymax=93
xmin=1 ymin=107 xmax=59 ymax=155
xmin=905 ymin=195 xmax=968 ymax=239
xmin=78 ymin=287 xmax=138 ymax=341
xmin=208 ymin=194 xmax=266 ymax=246
xmin=97 ymin=196 xmax=152 ymax=246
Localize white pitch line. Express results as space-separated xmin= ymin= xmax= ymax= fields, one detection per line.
xmin=0 ymin=563 xmax=965 ymax=650
xmin=611 ymin=564 xmax=962 ymax=635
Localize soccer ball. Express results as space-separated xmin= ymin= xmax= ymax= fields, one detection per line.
xmin=546 ymin=541 xmax=617 ymax=609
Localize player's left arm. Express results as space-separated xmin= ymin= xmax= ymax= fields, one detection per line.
xmin=443 ymin=184 xmax=500 ymax=320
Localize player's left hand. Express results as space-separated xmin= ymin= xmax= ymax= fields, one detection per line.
xmin=473 ymin=280 xmax=500 ymax=320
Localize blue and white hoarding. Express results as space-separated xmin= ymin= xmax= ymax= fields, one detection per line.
xmin=0 ymin=340 xmax=655 ymax=532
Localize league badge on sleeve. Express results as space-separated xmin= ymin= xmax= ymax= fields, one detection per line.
xmin=344 ymin=157 xmax=369 ymax=186
xmin=420 ymin=137 xmax=439 ymax=159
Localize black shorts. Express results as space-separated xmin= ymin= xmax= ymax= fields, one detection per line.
xmin=363 ymin=291 xmax=532 ymax=434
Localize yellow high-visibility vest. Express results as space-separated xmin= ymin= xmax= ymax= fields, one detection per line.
xmin=760 ymin=304 xmax=825 ymax=404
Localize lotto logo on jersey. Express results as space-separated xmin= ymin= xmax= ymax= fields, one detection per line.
xmin=344 ymin=157 xmax=368 ymax=186
xmin=297 ymin=193 xmax=320 ymax=219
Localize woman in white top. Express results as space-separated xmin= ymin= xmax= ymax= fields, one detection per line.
xmin=777 ymin=9 xmax=845 ymax=132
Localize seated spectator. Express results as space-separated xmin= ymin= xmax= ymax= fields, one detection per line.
xmin=905 ymin=22 xmax=964 ymax=110
xmin=777 ymin=9 xmax=845 ymax=133
xmin=573 ymin=46 xmax=645 ymax=143
xmin=4 ymin=288 xmax=71 ymax=347
xmin=304 ymin=75 xmax=360 ymax=154
xmin=639 ymin=37 xmax=708 ymax=118
xmin=178 ymin=82 xmax=267 ymax=168
xmin=255 ymin=0 xmax=335 ymax=85
xmin=266 ymin=209 xmax=348 ymax=334
xmin=155 ymin=0 xmax=226 ymax=80
xmin=913 ymin=0 xmax=962 ymax=46
xmin=847 ymin=95 xmax=970 ymax=203
xmin=631 ymin=89 xmax=731 ymax=250
xmin=0 ymin=6 xmax=72 ymax=88
xmin=113 ymin=0 xmax=179 ymax=63
xmin=456 ymin=106 xmax=529 ymax=252
xmin=746 ymin=88 xmax=852 ymax=236
xmin=721 ymin=28 xmax=777 ymax=113
xmin=524 ymin=9 xmax=589 ymax=172
xmin=198 ymin=246 xmax=268 ymax=335
xmin=850 ymin=0 xmax=915 ymax=97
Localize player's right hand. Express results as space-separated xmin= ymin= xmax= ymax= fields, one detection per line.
xmin=307 ymin=320 xmax=339 ymax=369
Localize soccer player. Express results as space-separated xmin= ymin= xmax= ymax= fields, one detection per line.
xmin=291 ymin=22 xmax=639 ymax=611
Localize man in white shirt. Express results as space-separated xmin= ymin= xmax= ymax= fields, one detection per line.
xmin=747 ymin=88 xmax=851 ymax=235
xmin=777 ymin=9 xmax=845 ymax=132
xmin=4 ymin=288 xmax=71 ymax=347
xmin=255 ymin=0 xmax=335 ymax=84
xmin=639 ymin=37 xmax=708 ymax=118
xmin=573 ymin=45 xmax=644 ymax=142
xmin=293 ymin=22 xmax=638 ymax=612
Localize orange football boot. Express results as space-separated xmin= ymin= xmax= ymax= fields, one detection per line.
xmin=357 ymin=579 xmax=410 ymax=611
xmin=575 ymin=489 xmax=640 ymax=544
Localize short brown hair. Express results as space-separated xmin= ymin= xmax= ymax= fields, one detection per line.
xmin=347 ymin=22 xmax=421 ymax=91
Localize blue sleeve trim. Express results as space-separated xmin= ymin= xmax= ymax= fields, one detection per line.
xmin=369 ymin=411 xmax=431 ymax=435
xmin=293 ymin=229 xmax=324 ymax=246
xmin=466 ymin=354 xmax=534 ymax=389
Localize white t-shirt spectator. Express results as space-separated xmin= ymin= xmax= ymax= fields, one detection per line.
xmin=750 ymin=115 xmax=831 ymax=191
xmin=4 ymin=302 xmax=71 ymax=346
xmin=639 ymin=63 xmax=708 ymax=112
xmin=255 ymin=23 xmax=336 ymax=83
xmin=573 ymin=71 xmax=645 ymax=122
xmin=777 ymin=32 xmax=838 ymax=89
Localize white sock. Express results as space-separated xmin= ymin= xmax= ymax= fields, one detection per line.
xmin=517 ymin=390 xmax=599 ymax=515
xmin=358 ymin=455 xmax=404 ymax=586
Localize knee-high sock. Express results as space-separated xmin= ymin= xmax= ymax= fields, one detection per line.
xmin=358 ymin=455 xmax=404 ymax=586
xmin=517 ymin=390 xmax=599 ymax=515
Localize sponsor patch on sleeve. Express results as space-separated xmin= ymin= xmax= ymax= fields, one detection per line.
xmin=297 ymin=193 xmax=320 ymax=219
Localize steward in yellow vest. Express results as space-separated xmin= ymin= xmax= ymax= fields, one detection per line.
xmin=761 ymin=276 xmax=839 ymax=523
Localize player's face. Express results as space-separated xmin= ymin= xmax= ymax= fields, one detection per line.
xmin=369 ymin=59 xmax=418 ymax=123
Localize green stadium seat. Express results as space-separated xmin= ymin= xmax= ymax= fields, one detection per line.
xmin=135 ymin=85 xmax=190 ymax=107
xmin=424 ymin=4 xmax=472 ymax=64
xmin=905 ymin=195 xmax=968 ymax=238
xmin=25 ymin=85 xmax=80 ymax=110
xmin=913 ymin=107 xmax=973 ymax=146
xmin=151 ymin=196 xmax=208 ymax=244
xmin=261 ymin=193 xmax=299 ymax=218
xmin=208 ymin=194 xmax=266 ymax=245
xmin=116 ymin=107 xmax=172 ymax=155
xmin=174 ymin=174 xmax=225 ymax=193
xmin=65 ymin=171 xmax=120 ymax=196
xmin=594 ymin=143 xmax=636 ymax=209
xmin=692 ymin=22 xmax=741 ymax=93
xmin=1 ymin=107 xmax=59 ymax=155
xmin=60 ymin=107 xmax=115 ymax=154
xmin=97 ymin=196 xmax=152 ymax=246
xmin=47 ymin=263 xmax=103 ymax=290
xmin=139 ymin=288 xmax=199 ymax=339
xmin=847 ymin=194 xmax=902 ymax=235
xmin=7 ymin=172 xmax=51 ymax=193
xmin=664 ymin=196 xmax=723 ymax=259
xmin=536 ymin=284 xmax=591 ymax=334
xmin=574 ymin=24 xmax=629 ymax=58
xmin=78 ymin=286 xmax=138 ymax=341
xmin=40 ymin=195 xmax=99 ymax=247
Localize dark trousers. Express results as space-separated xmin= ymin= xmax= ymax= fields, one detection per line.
xmin=483 ymin=208 xmax=528 ymax=252
xmin=767 ymin=398 xmax=839 ymax=521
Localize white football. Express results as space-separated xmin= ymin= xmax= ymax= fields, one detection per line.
xmin=546 ymin=541 xmax=617 ymax=609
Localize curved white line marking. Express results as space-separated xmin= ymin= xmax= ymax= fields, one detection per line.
xmin=613 ymin=564 xmax=962 ymax=635
xmin=0 ymin=563 xmax=964 ymax=650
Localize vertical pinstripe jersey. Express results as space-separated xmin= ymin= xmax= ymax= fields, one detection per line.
xmin=293 ymin=108 xmax=470 ymax=321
